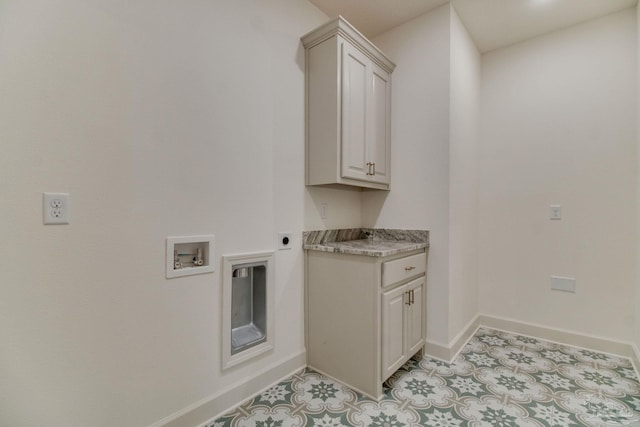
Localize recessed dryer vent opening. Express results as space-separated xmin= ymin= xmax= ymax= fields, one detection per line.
xmin=222 ymin=251 xmax=274 ymax=370
xmin=231 ymin=263 xmax=267 ymax=354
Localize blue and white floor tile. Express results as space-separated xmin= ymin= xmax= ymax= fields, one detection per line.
xmin=209 ymin=328 xmax=640 ymax=426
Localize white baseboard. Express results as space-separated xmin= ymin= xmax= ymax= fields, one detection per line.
xmin=631 ymin=343 xmax=640 ymax=374
xmin=425 ymin=314 xmax=481 ymax=363
xmin=424 ymin=339 xmax=451 ymax=362
xmin=149 ymin=351 xmax=306 ymax=427
xmin=449 ymin=315 xmax=482 ymax=360
xmin=424 ymin=313 xmax=639 ymax=371
xmin=478 ymin=314 xmax=638 ymax=362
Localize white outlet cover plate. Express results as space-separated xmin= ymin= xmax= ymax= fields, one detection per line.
xmin=278 ymin=232 xmax=293 ymax=250
xmin=320 ymin=203 xmax=328 ymax=219
xmin=551 ymin=276 xmax=575 ymax=292
xmin=550 ymin=205 xmax=562 ymax=220
xmin=43 ymin=192 xmax=70 ymax=224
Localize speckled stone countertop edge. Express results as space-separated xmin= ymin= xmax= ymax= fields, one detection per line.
xmin=303 ymin=241 xmax=428 ymax=257
xmin=303 ymin=228 xmax=429 ymax=257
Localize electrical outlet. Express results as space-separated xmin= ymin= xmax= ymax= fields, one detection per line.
xmin=43 ymin=192 xmax=70 ymax=224
xmin=550 ymin=205 xmax=562 ymax=220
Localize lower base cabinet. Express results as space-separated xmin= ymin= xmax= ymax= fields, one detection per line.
xmin=305 ymin=249 xmax=427 ymax=399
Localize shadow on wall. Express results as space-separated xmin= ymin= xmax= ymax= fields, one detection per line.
xmin=304 ymin=185 xmax=389 ymax=229
xmin=296 ymin=41 xmax=305 ymax=72
xmin=361 ymin=189 xmax=388 ymax=227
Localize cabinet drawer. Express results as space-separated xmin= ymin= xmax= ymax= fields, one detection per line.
xmin=382 ymin=253 xmax=426 ymax=288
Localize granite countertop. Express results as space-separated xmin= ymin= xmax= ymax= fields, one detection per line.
xmin=303 ymin=228 xmax=429 ymax=257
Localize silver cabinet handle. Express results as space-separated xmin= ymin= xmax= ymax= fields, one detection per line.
xmin=365 ymin=162 xmax=377 ymax=176
xmin=366 ymin=162 xmax=373 ymax=175
xmin=405 ymin=290 xmax=415 ymax=305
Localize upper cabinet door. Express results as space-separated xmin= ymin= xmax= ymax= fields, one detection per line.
xmin=341 ymin=42 xmax=370 ymax=183
xmin=368 ymin=64 xmax=391 ymax=185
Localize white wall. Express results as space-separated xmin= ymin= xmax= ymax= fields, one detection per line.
xmin=304 ymin=186 xmax=363 ymax=230
xmin=367 ymin=4 xmax=452 ymax=346
xmin=449 ymin=8 xmax=480 ymax=340
xmin=635 ymin=3 xmax=640 ymax=356
xmin=1 ymin=2 xmax=636 ymax=425
xmin=366 ymin=4 xmax=481 ymax=349
xmin=478 ymin=9 xmax=637 ymax=342
xmin=0 ymin=1 xmax=326 ymax=426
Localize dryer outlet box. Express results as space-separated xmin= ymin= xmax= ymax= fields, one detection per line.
xmin=278 ymin=232 xmax=293 ymax=250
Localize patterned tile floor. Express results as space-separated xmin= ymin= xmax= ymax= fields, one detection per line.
xmin=209 ymin=328 xmax=640 ymax=426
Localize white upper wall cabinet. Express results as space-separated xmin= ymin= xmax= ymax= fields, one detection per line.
xmin=302 ymin=17 xmax=396 ymax=190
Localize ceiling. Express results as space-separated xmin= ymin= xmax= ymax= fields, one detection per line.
xmin=307 ymin=0 xmax=637 ymax=52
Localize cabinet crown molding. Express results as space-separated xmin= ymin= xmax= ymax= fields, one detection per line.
xmin=301 ymin=15 xmax=396 ymax=73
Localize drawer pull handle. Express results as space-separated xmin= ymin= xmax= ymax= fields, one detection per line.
xmin=405 ymin=266 xmax=416 ymax=271
xmin=410 ymin=289 xmax=414 ymax=305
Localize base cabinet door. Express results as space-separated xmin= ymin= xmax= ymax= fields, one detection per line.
xmin=382 ymin=284 xmax=407 ymax=380
xmin=407 ymin=278 xmax=425 ymax=355
xmin=381 ymin=277 xmax=425 ymax=381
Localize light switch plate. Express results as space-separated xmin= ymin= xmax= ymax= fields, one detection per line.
xmin=320 ymin=203 xmax=328 ymax=219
